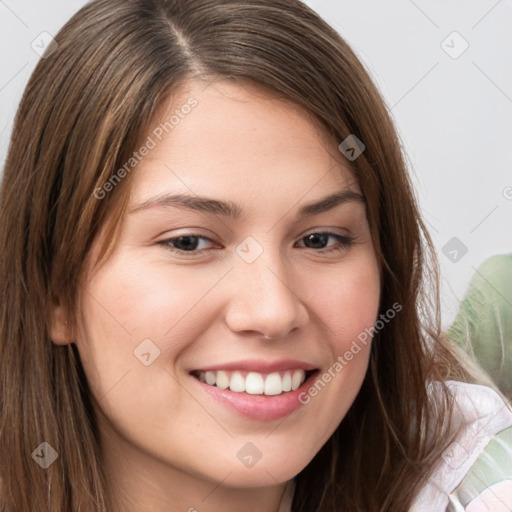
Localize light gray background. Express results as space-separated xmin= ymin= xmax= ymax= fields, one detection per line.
xmin=1 ymin=1 xmax=511 ymax=328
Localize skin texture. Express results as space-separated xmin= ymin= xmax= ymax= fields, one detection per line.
xmin=52 ymin=79 xmax=381 ymax=512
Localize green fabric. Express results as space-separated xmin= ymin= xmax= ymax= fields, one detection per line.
xmin=448 ymin=254 xmax=512 ymax=397
xmin=446 ymin=426 xmax=512 ymax=511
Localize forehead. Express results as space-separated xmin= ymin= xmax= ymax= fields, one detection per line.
xmin=128 ymin=79 xmax=359 ymax=208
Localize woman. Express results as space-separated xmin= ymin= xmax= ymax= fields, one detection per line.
xmin=0 ymin=1 xmax=510 ymax=510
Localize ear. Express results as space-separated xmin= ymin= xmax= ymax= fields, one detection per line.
xmin=49 ymin=296 xmax=74 ymax=345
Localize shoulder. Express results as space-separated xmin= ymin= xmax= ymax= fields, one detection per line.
xmin=410 ymin=380 xmax=512 ymax=511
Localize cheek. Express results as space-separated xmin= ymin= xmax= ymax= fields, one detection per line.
xmin=74 ymin=259 xmax=216 ymax=448
xmin=308 ymin=253 xmax=381 ymax=348
xmin=78 ymin=252 xmax=226 ymax=347
xmin=293 ymin=253 xmax=380 ymax=437
xmin=74 ymin=253 xmax=229 ymax=401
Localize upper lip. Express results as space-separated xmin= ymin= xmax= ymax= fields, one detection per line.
xmin=191 ymin=359 xmax=318 ymax=373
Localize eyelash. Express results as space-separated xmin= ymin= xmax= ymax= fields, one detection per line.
xmin=158 ymin=232 xmax=355 ymax=256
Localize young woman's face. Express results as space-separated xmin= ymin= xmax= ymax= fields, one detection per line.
xmin=74 ymin=80 xmax=380 ymax=501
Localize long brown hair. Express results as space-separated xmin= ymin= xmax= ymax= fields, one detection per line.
xmin=0 ymin=1 xmax=476 ymax=510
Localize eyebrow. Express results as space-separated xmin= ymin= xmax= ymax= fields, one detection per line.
xmin=128 ymin=188 xmax=365 ymax=218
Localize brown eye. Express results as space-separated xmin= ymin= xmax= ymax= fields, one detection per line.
xmin=296 ymin=232 xmax=354 ymax=252
xmin=303 ymin=233 xmax=329 ymax=249
xmin=170 ymin=236 xmax=202 ymax=251
xmin=158 ymin=235 xmax=217 ymax=254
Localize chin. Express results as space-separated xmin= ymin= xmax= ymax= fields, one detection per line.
xmin=211 ymin=450 xmax=312 ymax=488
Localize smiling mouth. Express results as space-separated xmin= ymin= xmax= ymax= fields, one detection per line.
xmin=190 ymin=369 xmax=317 ymax=396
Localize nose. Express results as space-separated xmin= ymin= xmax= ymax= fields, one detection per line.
xmin=224 ymin=248 xmax=309 ymax=340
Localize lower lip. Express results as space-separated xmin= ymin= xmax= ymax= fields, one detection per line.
xmin=191 ymin=372 xmax=318 ymax=421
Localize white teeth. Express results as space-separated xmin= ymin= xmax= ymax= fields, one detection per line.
xmin=282 ymin=372 xmax=292 ymax=392
xmin=245 ymin=372 xmax=264 ymax=394
xmin=196 ymin=369 xmax=308 ymax=395
xmin=216 ymin=370 xmax=229 ymax=390
xmin=264 ymin=372 xmax=283 ymax=396
xmin=229 ymin=371 xmax=245 ymax=392
xmin=291 ymin=370 xmax=304 ymax=391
